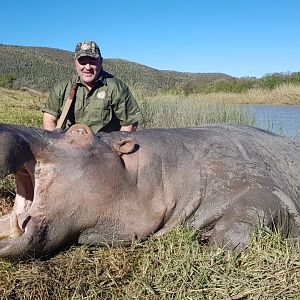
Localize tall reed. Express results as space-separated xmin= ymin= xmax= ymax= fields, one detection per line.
xmin=139 ymin=94 xmax=255 ymax=128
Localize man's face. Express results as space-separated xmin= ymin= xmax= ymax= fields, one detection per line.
xmin=74 ymin=56 xmax=102 ymax=85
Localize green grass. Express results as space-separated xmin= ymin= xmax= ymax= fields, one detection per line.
xmin=0 ymin=227 xmax=299 ymax=299
xmin=0 ymin=88 xmax=42 ymax=127
xmin=0 ymin=88 xmax=299 ymax=299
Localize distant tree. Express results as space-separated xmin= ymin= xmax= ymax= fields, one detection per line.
xmin=289 ymin=72 xmax=300 ymax=84
xmin=261 ymin=73 xmax=286 ymax=89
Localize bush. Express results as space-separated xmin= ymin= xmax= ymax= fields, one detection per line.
xmin=0 ymin=73 xmax=17 ymax=88
xmin=260 ymin=73 xmax=287 ymax=89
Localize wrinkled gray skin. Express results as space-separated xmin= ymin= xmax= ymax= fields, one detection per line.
xmin=0 ymin=123 xmax=299 ymax=259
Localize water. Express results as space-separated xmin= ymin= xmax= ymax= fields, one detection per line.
xmin=243 ymin=105 xmax=300 ymax=143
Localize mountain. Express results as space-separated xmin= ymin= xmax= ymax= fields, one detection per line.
xmin=0 ymin=44 xmax=232 ymax=93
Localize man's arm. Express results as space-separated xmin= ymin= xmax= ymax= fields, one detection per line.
xmin=111 ymin=80 xmax=141 ymax=133
xmin=43 ymin=112 xmax=58 ymax=131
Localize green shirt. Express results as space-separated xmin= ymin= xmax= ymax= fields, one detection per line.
xmin=41 ymin=70 xmax=141 ymax=133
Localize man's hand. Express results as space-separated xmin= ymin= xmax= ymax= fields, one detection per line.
xmin=120 ymin=123 xmax=138 ymax=132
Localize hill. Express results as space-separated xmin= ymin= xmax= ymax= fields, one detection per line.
xmin=0 ymin=44 xmax=232 ymax=93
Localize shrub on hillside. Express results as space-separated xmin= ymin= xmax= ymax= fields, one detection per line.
xmin=0 ymin=73 xmax=17 ymax=88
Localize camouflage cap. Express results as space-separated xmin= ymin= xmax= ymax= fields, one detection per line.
xmin=74 ymin=41 xmax=101 ymax=59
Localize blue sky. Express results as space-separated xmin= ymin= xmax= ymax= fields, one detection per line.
xmin=1 ymin=0 xmax=299 ymax=78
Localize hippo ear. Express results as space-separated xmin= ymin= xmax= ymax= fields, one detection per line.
xmin=113 ymin=138 xmax=136 ymax=155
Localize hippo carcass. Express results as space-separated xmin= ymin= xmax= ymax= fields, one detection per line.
xmin=0 ymin=123 xmax=299 ymax=258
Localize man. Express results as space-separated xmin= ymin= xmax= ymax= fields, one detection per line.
xmin=42 ymin=41 xmax=141 ymax=133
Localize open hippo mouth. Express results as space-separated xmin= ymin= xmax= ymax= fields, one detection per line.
xmin=0 ymin=161 xmax=36 ymax=240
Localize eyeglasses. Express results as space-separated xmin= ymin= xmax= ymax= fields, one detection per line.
xmin=77 ymin=57 xmax=99 ymax=66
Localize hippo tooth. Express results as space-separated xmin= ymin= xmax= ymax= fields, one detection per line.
xmin=9 ymin=211 xmax=24 ymax=237
xmin=0 ymin=212 xmax=24 ymax=239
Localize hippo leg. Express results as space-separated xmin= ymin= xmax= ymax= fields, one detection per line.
xmin=208 ymin=188 xmax=284 ymax=250
xmin=78 ymin=218 xmax=133 ymax=246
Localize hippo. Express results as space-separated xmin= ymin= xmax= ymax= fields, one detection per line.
xmin=0 ymin=123 xmax=299 ymax=259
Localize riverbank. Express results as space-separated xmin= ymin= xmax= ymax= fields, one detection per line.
xmin=157 ymin=83 xmax=300 ymax=105
xmin=0 ymin=86 xmax=299 ymax=130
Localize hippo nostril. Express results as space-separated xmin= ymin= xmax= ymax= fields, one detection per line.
xmin=65 ymin=125 xmax=94 ymax=146
xmin=76 ymin=128 xmax=88 ymax=134
xmin=70 ymin=128 xmax=88 ymax=136
xmin=67 ymin=124 xmax=93 ymax=136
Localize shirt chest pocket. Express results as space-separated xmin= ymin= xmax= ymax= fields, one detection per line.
xmin=87 ymin=98 xmax=112 ymax=124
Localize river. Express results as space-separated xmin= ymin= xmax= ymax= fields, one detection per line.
xmin=243 ymin=105 xmax=300 ymax=143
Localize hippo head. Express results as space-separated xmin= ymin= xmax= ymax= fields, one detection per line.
xmin=0 ymin=124 xmax=136 ymax=259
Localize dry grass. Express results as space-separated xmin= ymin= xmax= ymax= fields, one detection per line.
xmin=0 ymin=88 xmax=45 ymax=109
xmin=0 ymin=88 xmax=44 ymax=127
xmin=185 ymin=83 xmax=300 ymax=105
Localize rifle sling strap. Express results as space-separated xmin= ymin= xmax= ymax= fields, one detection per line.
xmin=56 ymin=83 xmax=78 ymax=129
